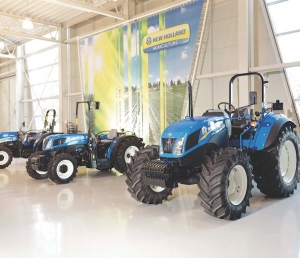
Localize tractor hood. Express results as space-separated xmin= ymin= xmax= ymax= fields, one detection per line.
xmin=43 ymin=133 xmax=88 ymax=150
xmin=0 ymin=131 xmax=19 ymax=143
xmin=160 ymin=115 xmax=227 ymax=158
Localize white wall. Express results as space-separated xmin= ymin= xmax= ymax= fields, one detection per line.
xmin=194 ymin=0 xmax=294 ymax=126
xmin=0 ymin=61 xmax=16 ymax=131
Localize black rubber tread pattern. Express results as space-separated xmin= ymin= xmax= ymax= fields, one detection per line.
xmin=47 ymin=153 xmax=78 ymax=184
xmin=125 ymin=145 xmax=173 ymax=204
xmin=252 ymin=126 xmax=300 ymax=197
xmin=26 ymin=151 xmax=49 ymax=180
xmin=113 ymin=137 xmax=144 ymax=174
xmin=198 ymin=149 xmax=253 ymax=220
xmin=0 ymin=146 xmax=13 ymax=169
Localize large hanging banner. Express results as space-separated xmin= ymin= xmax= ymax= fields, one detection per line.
xmin=79 ymin=0 xmax=204 ymax=144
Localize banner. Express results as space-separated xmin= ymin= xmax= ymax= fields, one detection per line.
xmin=79 ymin=0 xmax=204 ymax=144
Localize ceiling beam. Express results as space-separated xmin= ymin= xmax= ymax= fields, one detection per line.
xmin=42 ymin=0 xmax=126 ymax=20
xmin=0 ymin=29 xmax=59 ymax=43
xmin=62 ymin=13 xmax=99 ymax=28
xmin=0 ymin=11 xmax=59 ymax=27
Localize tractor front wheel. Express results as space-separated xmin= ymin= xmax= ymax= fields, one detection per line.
xmin=198 ymin=149 xmax=253 ymax=220
xmin=26 ymin=151 xmax=49 ymax=179
xmin=48 ymin=153 xmax=78 ymax=184
xmin=253 ymin=126 xmax=300 ymax=197
xmin=0 ymin=146 xmax=13 ymax=169
xmin=125 ymin=145 xmax=173 ymax=204
xmin=113 ymin=137 xmax=144 ymax=173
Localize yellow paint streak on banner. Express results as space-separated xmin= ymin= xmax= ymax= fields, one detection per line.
xmin=128 ymin=24 xmax=133 ymax=130
xmin=93 ymin=31 xmax=121 ymax=131
xmin=159 ymin=13 xmax=166 ymax=133
xmin=141 ymin=19 xmax=149 ymax=144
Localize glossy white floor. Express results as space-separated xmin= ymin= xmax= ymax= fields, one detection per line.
xmin=1 ymin=158 xmax=300 ymax=258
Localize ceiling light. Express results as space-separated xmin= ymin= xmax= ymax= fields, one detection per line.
xmin=0 ymin=41 xmax=5 ymax=51
xmin=23 ymin=17 xmax=34 ymax=30
xmin=23 ymin=0 xmax=33 ymax=30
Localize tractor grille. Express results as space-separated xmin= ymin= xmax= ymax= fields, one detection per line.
xmin=162 ymin=138 xmax=176 ymax=153
xmin=185 ymin=129 xmax=200 ymax=151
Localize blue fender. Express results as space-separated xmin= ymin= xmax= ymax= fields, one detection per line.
xmin=106 ymin=135 xmax=138 ymax=161
xmin=250 ymin=113 xmax=296 ymax=151
xmin=264 ymin=117 xmax=296 ymax=148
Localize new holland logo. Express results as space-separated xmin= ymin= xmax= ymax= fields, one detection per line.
xmin=142 ymin=24 xmax=190 ymax=53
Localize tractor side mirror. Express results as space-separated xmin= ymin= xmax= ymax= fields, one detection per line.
xmin=249 ymin=92 xmax=257 ymax=105
xmin=95 ymin=102 xmax=100 ymax=110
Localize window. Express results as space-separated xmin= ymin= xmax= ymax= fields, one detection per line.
xmin=24 ymin=40 xmax=59 ymax=130
xmin=265 ymin=0 xmax=300 ymax=115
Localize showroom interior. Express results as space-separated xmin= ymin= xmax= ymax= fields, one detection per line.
xmin=0 ymin=0 xmax=300 ymax=257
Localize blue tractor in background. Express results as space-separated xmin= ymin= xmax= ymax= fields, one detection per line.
xmin=125 ymin=72 xmax=300 ymax=220
xmin=26 ymin=100 xmax=144 ymax=184
xmin=0 ymin=109 xmax=58 ymax=169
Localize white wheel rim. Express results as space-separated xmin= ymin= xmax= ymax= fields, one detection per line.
xmin=36 ymin=170 xmax=47 ymax=175
xmin=279 ymin=140 xmax=297 ymax=183
xmin=56 ymin=160 xmax=74 ymax=179
xmin=0 ymin=151 xmax=9 ymax=165
xmin=124 ymin=145 xmax=139 ymax=163
xmin=227 ymin=165 xmax=247 ymax=205
xmin=150 ymin=185 xmax=165 ymax=193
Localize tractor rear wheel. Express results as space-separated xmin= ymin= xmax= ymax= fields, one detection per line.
xmin=198 ymin=149 xmax=253 ymax=220
xmin=0 ymin=146 xmax=13 ymax=169
xmin=26 ymin=151 xmax=49 ymax=179
xmin=48 ymin=153 xmax=78 ymax=184
xmin=253 ymin=126 xmax=300 ymax=197
xmin=125 ymin=145 xmax=173 ymax=204
xmin=113 ymin=137 xmax=144 ymax=173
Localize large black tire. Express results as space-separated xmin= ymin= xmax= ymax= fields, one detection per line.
xmin=48 ymin=153 xmax=78 ymax=184
xmin=198 ymin=149 xmax=253 ymax=220
xmin=252 ymin=126 xmax=300 ymax=197
xmin=0 ymin=146 xmax=13 ymax=169
xmin=26 ymin=151 xmax=49 ymax=180
xmin=113 ymin=137 xmax=144 ymax=173
xmin=125 ymin=145 xmax=173 ymax=204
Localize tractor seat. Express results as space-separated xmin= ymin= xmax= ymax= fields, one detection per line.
xmin=231 ymin=107 xmax=249 ymax=129
xmin=101 ymin=129 xmax=118 ymax=143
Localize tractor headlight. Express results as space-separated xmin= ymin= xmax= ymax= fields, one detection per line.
xmin=44 ymin=139 xmax=53 ymax=150
xmin=173 ymin=137 xmax=185 ymax=155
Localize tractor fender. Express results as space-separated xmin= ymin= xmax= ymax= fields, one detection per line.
xmin=264 ymin=117 xmax=296 ymax=149
xmin=207 ymin=128 xmax=229 ymax=150
xmin=107 ymin=135 xmax=142 ymax=161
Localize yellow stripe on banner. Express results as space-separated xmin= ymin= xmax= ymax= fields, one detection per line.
xmin=159 ymin=13 xmax=166 ymax=133
xmin=141 ymin=19 xmax=149 ymax=144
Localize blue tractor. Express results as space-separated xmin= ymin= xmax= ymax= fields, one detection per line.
xmin=0 ymin=109 xmax=58 ymax=169
xmin=125 ymin=72 xmax=300 ymax=220
xmin=26 ymin=100 xmax=145 ymax=184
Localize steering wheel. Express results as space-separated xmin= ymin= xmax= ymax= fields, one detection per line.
xmin=218 ymin=102 xmax=235 ymax=114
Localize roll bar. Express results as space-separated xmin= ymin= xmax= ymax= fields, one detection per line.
xmin=75 ymin=101 xmax=100 ymax=134
xmin=229 ymin=72 xmax=268 ymax=116
xmin=43 ymin=109 xmax=56 ymax=132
